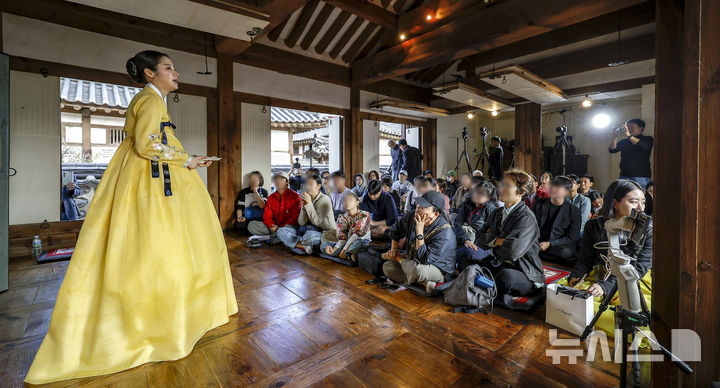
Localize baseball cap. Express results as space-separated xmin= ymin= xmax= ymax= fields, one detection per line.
xmin=399 ymin=170 xmax=408 ymax=176
xmin=273 ymin=171 xmax=289 ymax=181
xmin=446 ymin=170 xmax=457 ymax=177
xmin=414 ymin=191 xmax=446 ymax=210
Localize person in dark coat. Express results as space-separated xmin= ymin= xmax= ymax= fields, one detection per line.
xmin=568 ymin=179 xmax=651 ymax=297
xmin=382 ymin=191 xmax=456 ymax=293
xmin=478 ymin=169 xmax=545 ymax=297
xmin=398 ymin=139 xmax=423 ymax=181
xmin=60 ymin=180 xmax=82 ymax=221
xmin=487 ymin=136 xmax=504 ymax=180
xmin=388 ymin=140 xmax=404 ymax=181
xmin=532 ymin=176 xmax=581 ymax=265
xmin=454 ymin=181 xmax=499 ymax=271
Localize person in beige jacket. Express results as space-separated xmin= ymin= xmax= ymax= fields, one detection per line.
xmin=277 ymin=174 xmax=335 ymax=254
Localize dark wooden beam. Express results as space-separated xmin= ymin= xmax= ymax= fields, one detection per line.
xmin=392 ymin=0 xmax=408 ymax=13
xmin=352 ymin=0 xmax=646 ymax=84
xmin=419 ymin=60 xmax=456 ymax=84
xmin=188 ymin=0 xmax=270 ymax=21
xmin=234 ymin=91 xmax=349 ymax=116
xmin=398 ymin=0 xmax=490 ymax=38
xmin=347 ymin=85 xmax=363 ymax=174
xmin=285 ymin=0 xmax=320 ymax=48
xmin=238 ymin=44 xmax=351 ymax=86
xmin=380 ymin=0 xmax=391 ymax=8
xmin=460 ymin=2 xmax=654 ymax=75
xmin=354 ymin=28 xmax=383 ymax=61
xmin=422 ymin=119 xmax=437 ymax=174
xmin=217 ymin=54 xmax=236 ymax=230
xmin=563 ymin=76 xmax=655 ymax=96
xmin=364 ymin=79 xmax=432 ymax=104
xmin=357 ymin=111 xmax=425 ymax=127
xmin=342 ymin=23 xmax=378 ymax=63
xmin=300 ymin=3 xmax=334 ymax=50
xmin=329 ymin=17 xmax=365 ymax=59
xmin=214 ymin=36 xmax=251 ymax=56
xmin=514 ymin=102 xmax=542 ymax=177
xmin=314 ymin=10 xmax=352 ymax=54
xmin=324 ymin=0 xmax=397 ymax=30
xmin=266 ymin=18 xmax=288 ymax=41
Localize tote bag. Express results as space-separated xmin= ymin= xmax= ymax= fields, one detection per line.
xmin=545 ymin=283 xmax=594 ymax=336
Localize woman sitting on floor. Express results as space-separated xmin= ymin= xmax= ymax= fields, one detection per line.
xmin=352 ymin=173 xmax=366 ymax=197
xmin=477 ymin=169 xmax=545 ymax=300
xmin=454 ymin=181 xmax=499 ymax=272
xmin=321 ymin=191 xmax=371 ymax=262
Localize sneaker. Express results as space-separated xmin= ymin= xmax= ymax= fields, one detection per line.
xmin=304 ymin=245 xmax=314 ymax=255
xmin=246 ymin=239 xmax=262 ymax=248
xmin=249 ymin=235 xmax=270 ymax=242
xmin=425 ymin=281 xmax=437 ymax=294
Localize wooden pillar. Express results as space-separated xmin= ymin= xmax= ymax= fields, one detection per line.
xmin=345 ymin=84 xmax=363 ymax=175
xmin=81 ymin=108 xmax=91 ymax=162
xmin=422 ymin=119 xmax=437 ymax=175
xmin=514 ymin=102 xmax=542 ymax=176
xmin=216 ymin=53 xmax=235 ymax=229
xmin=652 ymin=0 xmax=720 ymax=386
xmin=206 ymin=94 xmax=219 ymax=213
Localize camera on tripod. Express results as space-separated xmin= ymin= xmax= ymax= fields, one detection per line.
xmin=461 ymin=127 xmax=469 ymax=140
xmin=480 ymin=126 xmax=488 ymax=139
xmin=556 ymin=125 xmax=568 ymax=138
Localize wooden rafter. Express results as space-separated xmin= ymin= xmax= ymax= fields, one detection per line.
xmin=354 ymin=27 xmax=383 ymax=60
xmin=392 ymin=0 xmax=408 ymax=13
xmin=329 ymin=16 xmax=364 ymax=59
xmin=266 ymin=18 xmax=287 ymax=41
xmin=341 ymin=23 xmax=378 ymax=63
xmin=419 ymin=60 xmax=457 ymax=84
xmin=314 ymin=10 xmax=351 ymax=54
xmin=353 ymin=0 xmax=646 ymax=84
xmin=299 ymin=2 xmax=334 ymax=50
xmin=324 ymin=0 xmax=396 ymax=30
xmin=284 ymin=0 xmax=320 ymax=48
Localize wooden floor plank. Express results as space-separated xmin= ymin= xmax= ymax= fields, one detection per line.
xmin=250 ymin=320 xmax=320 ymax=369
xmin=307 ymin=367 xmax=368 ymax=388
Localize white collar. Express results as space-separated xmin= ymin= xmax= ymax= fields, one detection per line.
xmin=504 ymin=200 xmax=522 ymax=214
xmin=146 ymin=83 xmax=167 ymax=105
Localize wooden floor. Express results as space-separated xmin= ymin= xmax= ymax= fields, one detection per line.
xmin=0 ymin=233 xmax=633 ymax=387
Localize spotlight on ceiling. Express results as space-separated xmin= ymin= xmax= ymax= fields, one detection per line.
xmin=426 ymin=14 xmax=432 ymax=21
xmin=582 ymin=95 xmax=592 ymax=108
xmin=399 ymin=33 xmax=406 ymax=41
xmin=491 ymin=110 xmax=499 ymax=117
xmin=467 ymin=111 xmax=475 ymax=119
xmin=592 ymin=113 xmax=611 ymax=129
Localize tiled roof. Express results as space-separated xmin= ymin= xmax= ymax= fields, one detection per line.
xmin=271 ymin=107 xmax=328 ymax=129
xmin=60 ymin=77 xmax=142 ymax=109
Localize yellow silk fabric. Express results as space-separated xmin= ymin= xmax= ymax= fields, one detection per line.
xmin=25 ymin=87 xmax=238 ymax=384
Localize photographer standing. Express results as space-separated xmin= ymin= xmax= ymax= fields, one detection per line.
xmin=609 ymin=118 xmax=653 ymax=189
xmin=488 ymin=136 xmax=504 ymax=180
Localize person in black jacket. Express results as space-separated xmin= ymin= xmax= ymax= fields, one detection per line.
xmin=398 ymin=139 xmax=423 ymax=181
xmin=478 ymin=169 xmax=545 ymax=297
xmin=234 ymin=171 xmax=268 ymax=234
xmin=488 ymin=136 xmax=504 ymax=180
xmin=532 ymin=176 xmax=581 ymax=265
xmin=568 ymin=179 xmax=650 ymax=297
xmin=382 ymin=191 xmax=456 ymax=294
xmin=454 ymin=181 xmax=499 ymax=271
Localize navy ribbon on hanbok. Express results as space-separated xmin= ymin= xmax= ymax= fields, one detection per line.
xmin=151 ymin=121 xmax=175 ymax=197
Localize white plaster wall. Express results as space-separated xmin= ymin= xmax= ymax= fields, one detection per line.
xmin=362 ymin=119 xmax=380 ymax=174
xmin=240 ymin=103 xmax=272 ymax=191
xmin=167 ymin=93 xmax=208 ymax=185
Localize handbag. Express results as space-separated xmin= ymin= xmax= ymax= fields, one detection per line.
xmin=244 ymin=206 xmax=264 ymax=220
xmin=545 ymin=283 xmax=594 ymax=336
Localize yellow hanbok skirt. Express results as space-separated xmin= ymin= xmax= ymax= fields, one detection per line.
xmin=25 ymin=131 xmax=238 ymax=384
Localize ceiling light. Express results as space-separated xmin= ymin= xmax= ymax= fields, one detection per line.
xmin=582 ymin=95 xmax=592 ymax=108
xmin=592 ymin=113 xmax=611 ymax=129
xmin=426 ymin=14 xmax=432 ymax=21
xmin=399 ymin=33 xmax=406 ymax=41
xmin=467 ymin=112 xmax=475 ymax=119
xmin=491 ymin=110 xmax=499 ymax=117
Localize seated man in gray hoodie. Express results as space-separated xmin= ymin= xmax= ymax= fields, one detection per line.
xmin=277 ymin=174 xmax=335 ymax=254
xmin=382 ymin=191 xmax=457 ymax=293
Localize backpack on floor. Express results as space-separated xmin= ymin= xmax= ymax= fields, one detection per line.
xmin=357 ymin=248 xmax=386 ymax=276
xmin=443 ymin=264 xmax=497 ymax=314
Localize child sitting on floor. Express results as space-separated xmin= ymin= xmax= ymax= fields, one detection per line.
xmin=321 ymin=191 xmax=371 ymax=262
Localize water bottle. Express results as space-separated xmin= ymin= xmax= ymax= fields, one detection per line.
xmin=32 ymin=235 xmax=43 ymax=260
xmin=474 ymin=274 xmax=495 ymax=289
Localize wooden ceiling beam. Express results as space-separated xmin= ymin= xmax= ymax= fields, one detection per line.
xmin=342 ymin=23 xmax=378 ymax=63
xmin=329 ymin=17 xmax=365 ymax=59
xmin=352 ymin=0 xmax=647 ymax=85
xmin=398 ymin=0 xmax=493 ymax=38
xmin=266 ymin=18 xmax=287 ymax=41
xmin=419 ymin=60 xmax=457 ymax=84
xmin=562 ymin=75 xmax=655 ymax=97
xmin=392 ymin=0 xmax=408 ymax=13
xmin=314 ymin=10 xmax=351 ymax=54
xmin=284 ymin=0 xmax=321 ymax=48
xmin=188 ymin=0 xmax=270 ymax=21
xmin=238 ymin=44 xmax=350 ymax=86
xmin=299 ymin=2 xmax=334 ymax=50
xmin=253 ymin=0 xmax=309 ymax=40
xmin=363 ymin=79 xmax=433 ymax=104
xmin=354 ymin=28 xmax=383 ymax=61
xmin=458 ymin=2 xmax=655 ymax=75
xmin=323 ymin=0 xmax=397 ymax=30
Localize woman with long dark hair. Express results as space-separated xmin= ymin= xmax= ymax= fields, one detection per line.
xmin=25 ymin=51 xmax=238 ymax=384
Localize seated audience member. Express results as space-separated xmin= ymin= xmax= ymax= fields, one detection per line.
xmin=524 ymin=174 xmax=549 ymax=208
xmin=579 ymin=174 xmax=599 ymax=198
xmin=423 ymin=170 xmax=433 ymax=179
xmin=277 ymin=174 xmax=335 ymax=254
xmin=391 ymin=170 xmax=413 ymax=197
xmin=451 ymin=173 xmax=473 ymax=213
xmin=404 ymin=176 xmax=428 ymax=213
xmin=321 ymin=170 xmax=332 ymax=195
xmin=329 ymin=170 xmax=350 ymax=219
xmin=472 ymin=170 xmax=483 ymax=177
xmin=366 ymin=170 xmax=380 ymax=183
xmin=359 ymin=180 xmax=399 ymax=239
xmin=381 ymin=177 xmax=402 ymax=213
xmin=588 ymin=190 xmax=603 ymax=218
xmin=60 ymin=181 xmax=82 ymax=221
xmin=539 ymin=171 xmax=552 ymax=192
xmin=454 ymin=181 xmax=499 ymax=271
xmin=382 ymin=191 xmax=456 ymax=293
xmin=321 ymin=192 xmax=370 ymax=262
xmin=644 ymin=181 xmax=654 ymax=215
xmin=444 ymin=170 xmax=459 ymax=199
xmin=234 ymin=171 xmax=268 ymax=234
xmin=352 ymin=173 xmax=366 ymax=197
xmin=434 ymin=179 xmax=452 ymax=214
xmin=568 ymin=180 xmax=651 ymax=298
xmin=566 ymin=174 xmax=591 ymax=233
xmin=532 ymin=176 xmax=581 ymax=265
xmin=248 ymin=172 xmax=301 ymax=243
xmin=477 ymin=169 xmax=545 ymax=298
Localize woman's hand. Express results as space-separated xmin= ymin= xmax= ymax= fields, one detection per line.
xmin=464 ymin=240 xmax=478 ymax=251
xmin=301 ymin=191 xmax=312 ymax=205
xmin=237 ymin=216 xmax=246 ymax=223
xmin=587 ymin=283 xmax=604 ymax=297
xmin=539 ymin=241 xmax=551 ymax=251
xmin=188 ymin=156 xmax=211 ymax=169
xmin=568 ymin=277 xmax=580 ymax=287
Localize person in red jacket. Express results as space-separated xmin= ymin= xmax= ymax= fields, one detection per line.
xmin=247 ymin=172 xmax=301 ymax=245
xmin=525 ymin=174 xmax=549 ymax=208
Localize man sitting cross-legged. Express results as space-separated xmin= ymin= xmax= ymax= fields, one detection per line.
xmin=382 ymin=191 xmax=457 ymax=294
xmin=532 ymin=175 xmax=581 ymax=266
xmin=248 ymin=172 xmax=300 ymax=245
xmin=359 ymin=179 xmax=399 ymax=240
xmin=276 ymin=174 xmax=335 ymax=254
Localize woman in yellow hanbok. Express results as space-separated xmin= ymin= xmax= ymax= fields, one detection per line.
xmin=25 ymin=51 xmax=238 ymax=384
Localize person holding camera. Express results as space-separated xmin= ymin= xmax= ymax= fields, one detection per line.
xmin=609 ymin=118 xmax=653 ymax=189
xmin=488 ymin=136 xmax=504 ymax=180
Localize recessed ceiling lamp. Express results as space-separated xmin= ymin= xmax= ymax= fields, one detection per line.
xmin=467 ymin=111 xmax=475 ymax=119
xmin=582 ymin=95 xmax=592 ymax=108
xmin=399 ymin=33 xmax=406 ymax=41
xmin=426 ymin=14 xmax=432 ymax=21
xmin=491 ymin=110 xmax=499 ymax=117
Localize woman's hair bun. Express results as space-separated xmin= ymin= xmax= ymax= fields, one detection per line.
xmin=125 ymin=50 xmax=169 ymax=84
xmin=126 ymin=58 xmax=143 ymax=83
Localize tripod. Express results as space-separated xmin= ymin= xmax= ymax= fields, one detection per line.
xmin=473 ymin=132 xmax=489 ymax=172
xmin=454 ymin=127 xmax=472 ymax=172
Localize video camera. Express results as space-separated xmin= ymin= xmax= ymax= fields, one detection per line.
xmin=480 ymin=126 xmax=488 ymax=139
xmin=462 ymin=127 xmax=469 ymax=140
xmin=556 ymin=126 xmax=568 ymax=137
